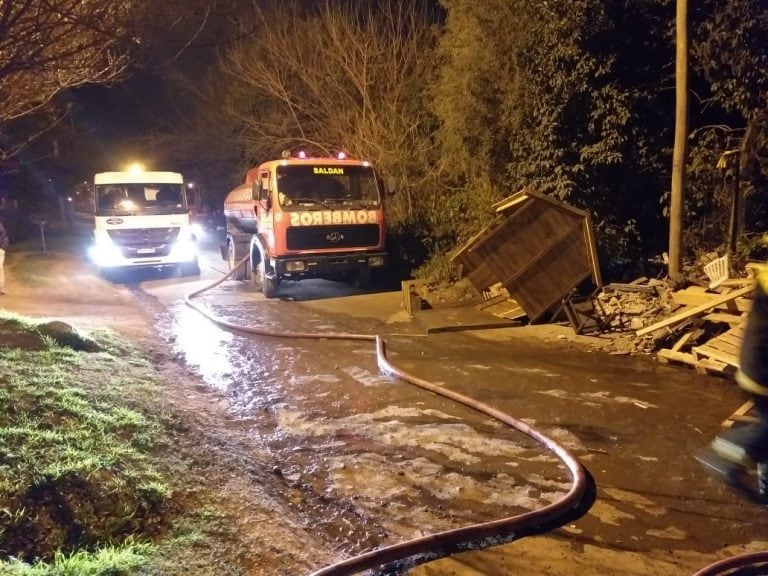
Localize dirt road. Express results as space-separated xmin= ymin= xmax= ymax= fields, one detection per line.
xmin=2 ymin=232 xmax=767 ymax=576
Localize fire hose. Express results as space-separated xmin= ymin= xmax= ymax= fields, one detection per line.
xmin=691 ymin=551 xmax=768 ymax=576
xmin=184 ymin=256 xmax=752 ymax=575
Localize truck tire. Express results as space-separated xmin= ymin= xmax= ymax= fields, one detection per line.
xmin=254 ymin=256 xmax=279 ymax=298
xmin=263 ymin=275 xmax=279 ymax=299
xmin=228 ymin=240 xmax=247 ymax=281
xmin=180 ymin=259 xmax=200 ymax=277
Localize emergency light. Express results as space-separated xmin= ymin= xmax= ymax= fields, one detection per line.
xmin=279 ymin=149 xmax=353 ymax=160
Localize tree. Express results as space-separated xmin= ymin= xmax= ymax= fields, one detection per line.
xmin=217 ymin=0 xmax=440 ymax=230
xmin=684 ymin=0 xmax=768 ymax=262
xmin=0 ymin=0 xmax=137 ymax=157
xmin=433 ymin=0 xmax=675 ymax=264
xmin=0 ymin=0 xmax=246 ymax=161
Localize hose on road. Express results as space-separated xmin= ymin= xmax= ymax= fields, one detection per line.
xmin=186 ymin=256 xmax=375 ymax=342
xmin=691 ymin=550 xmax=768 ymax=576
xmin=183 ymin=257 xmax=595 ymax=574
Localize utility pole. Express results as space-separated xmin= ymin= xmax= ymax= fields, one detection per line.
xmin=668 ymin=0 xmax=688 ymax=286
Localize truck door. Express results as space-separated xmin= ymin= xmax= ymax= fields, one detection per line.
xmin=256 ymin=170 xmax=274 ymax=249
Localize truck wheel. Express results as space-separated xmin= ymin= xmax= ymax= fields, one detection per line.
xmin=255 ymin=257 xmax=279 ymax=298
xmin=263 ymin=275 xmax=279 ymax=299
xmin=228 ymin=241 xmax=246 ymax=281
xmin=101 ymin=267 xmax=123 ymax=283
xmin=180 ymin=259 xmax=200 ymax=277
xmin=355 ymin=267 xmax=371 ymax=290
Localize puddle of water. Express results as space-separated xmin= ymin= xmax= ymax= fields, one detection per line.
xmin=168 ymin=305 xmax=235 ymax=390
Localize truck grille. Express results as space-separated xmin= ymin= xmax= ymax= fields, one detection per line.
xmin=108 ymin=227 xmax=179 ymax=258
xmin=286 ymin=224 xmax=380 ymax=250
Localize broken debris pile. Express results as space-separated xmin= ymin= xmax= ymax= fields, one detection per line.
xmin=446 ymin=186 xmax=760 ymax=374
xmin=580 ymin=274 xmax=753 ymax=361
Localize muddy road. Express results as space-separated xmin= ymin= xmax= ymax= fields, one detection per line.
xmin=3 ymin=232 xmax=767 ymax=575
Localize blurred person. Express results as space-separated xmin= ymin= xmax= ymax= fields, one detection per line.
xmin=698 ymin=259 xmax=768 ymax=502
xmin=0 ymin=216 xmax=8 ymax=294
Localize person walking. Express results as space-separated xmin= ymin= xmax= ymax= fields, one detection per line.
xmin=0 ymin=217 xmax=7 ymax=295
xmin=698 ymin=262 xmax=768 ymax=502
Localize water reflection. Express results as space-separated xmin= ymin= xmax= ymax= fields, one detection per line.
xmin=170 ymin=303 xmax=235 ymax=390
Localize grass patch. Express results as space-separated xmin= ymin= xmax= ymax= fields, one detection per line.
xmin=1 ymin=540 xmax=153 ymax=575
xmin=0 ymin=315 xmax=101 ymax=353
xmin=0 ymin=311 xmax=263 ymax=575
xmin=0 ymin=313 xmax=176 ymax=572
xmin=0 ymin=344 xmax=171 ymax=565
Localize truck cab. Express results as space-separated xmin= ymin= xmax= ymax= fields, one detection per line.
xmin=223 ymin=153 xmax=387 ymax=297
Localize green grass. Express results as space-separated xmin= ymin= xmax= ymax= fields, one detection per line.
xmin=0 ymin=320 xmax=168 ymax=569
xmin=0 ymin=540 xmax=153 ymax=575
xmin=0 ymin=310 xmax=258 ymax=575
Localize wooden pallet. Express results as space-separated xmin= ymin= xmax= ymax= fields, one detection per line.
xmin=656 ymin=328 xmax=729 ymax=375
xmin=692 ymin=322 xmax=744 ymax=369
xmin=656 ymin=347 xmax=731 ymax=375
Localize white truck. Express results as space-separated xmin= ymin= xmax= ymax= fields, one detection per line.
xmin=87 ymin=169 xmax=200 ymax=277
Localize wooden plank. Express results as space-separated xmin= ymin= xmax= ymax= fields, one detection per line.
xmin=498 ymin=308 xmax=525 ymax=319
xmin=691 ymin=345 xmax=740 ymax=368
xmin=719 ymin=278 xmax=756 ymax=287
xmin=672 ymin=290 xmax=753 ymax=312
xmin=583 ymin=215 xmax=603 ymax=288
xmin=491 ymin=189 xmax=528 ymax=212
xmin=722 ymin=401 xmax=758 ymax=428
xmin=401 ymin=280 xmax=423 ymax=317
xmin=657 ymin=348 xmax=697 ymax=366
xmin=671 ymin=331 xmax=694 ymax=352
xmin=718 ymin=332 xmax=744 ymax=347
xmin=696 ymin=325 xmax=744 ymax=358
xmin=500 ymin=220 xmax=584 ymax=287
xmin=606 ymin=282 xmax=658 ymax=293
xmin=636 ymin=284 xmax=754 ymax=337
xmin=695 ymin=357 xmax=730 ymax=375
xmin=702 ymin=339 xmax=740 ymax=357
xmin=703 ymin=312 xmax=746 ymax=325
xmin=657 ymin=348 xmax=729 ymax=373
xmin=476 ymin=293 xmax=509 ymax=310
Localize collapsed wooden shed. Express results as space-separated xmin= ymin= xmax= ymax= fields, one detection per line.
xmin=452 ymin=188 xmax=602 ymax=323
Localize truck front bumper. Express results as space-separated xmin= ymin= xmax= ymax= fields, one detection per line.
xmin=88 ymin=238 xmax=198 ymax=269
xmin=273 ymin=252 xmax=386 ymax=279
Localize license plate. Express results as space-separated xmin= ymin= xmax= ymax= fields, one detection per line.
xmin=137 ymin=248 xmax=155 ymax=254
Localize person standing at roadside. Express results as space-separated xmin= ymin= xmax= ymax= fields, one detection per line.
xmin=698 ymin=261 xmax=768 ymax=501
xmin=0 ymin=217 xmax=7 ymax=295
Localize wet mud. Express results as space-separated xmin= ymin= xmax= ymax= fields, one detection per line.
xmin=156 ymin=277 xmax=768 ymax=575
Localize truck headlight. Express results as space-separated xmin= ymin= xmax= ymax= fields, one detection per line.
xmin=368 ymin=255 xmax=385 ymax=267
xmin=177 ymin=227 xmax=197 ymax=242
xmin=88 ymin=237 xmax=124 ymax=267
xmin=171 ymin=237 xmax=198 ymax=261
xmin=285 ymin=261 xmax=306 ymax=272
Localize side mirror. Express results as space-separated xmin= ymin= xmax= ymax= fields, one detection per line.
xmin=251 ymin=183 xmax=259 ymax=201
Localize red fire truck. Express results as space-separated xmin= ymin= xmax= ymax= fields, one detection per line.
xmin=222 ymin=152 xmax=387 ymax=297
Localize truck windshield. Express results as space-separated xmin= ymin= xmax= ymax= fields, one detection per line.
xmin=95 ymin=183 xmax=188 ymax=215
xmin=275 ymin=165 xmax=381 ymax=209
